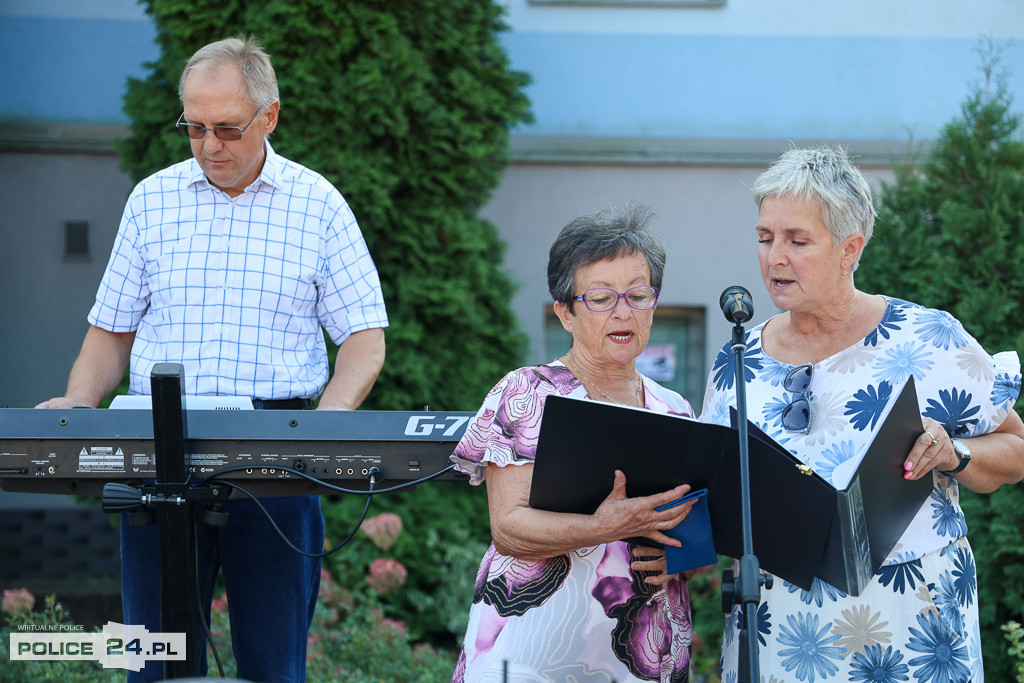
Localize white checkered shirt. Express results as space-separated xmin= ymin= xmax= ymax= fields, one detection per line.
xmin=89 ymin=143 xmax=389 ymax=399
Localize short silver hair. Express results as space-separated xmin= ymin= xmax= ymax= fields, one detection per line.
xmin=753 ymin=145 xmax=876 ymax=269
xmin=179 ymin=35 xmax=279 ymax=111
xmin=547 ymin=205 xmax=666 ymax=311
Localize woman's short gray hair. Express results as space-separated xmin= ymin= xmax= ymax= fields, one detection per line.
xmin=753 ymin=145 xmax=876 ymax=269
xmin=179 ymin=35 xmax=280 ymax=111
xmin=548 ymin=205 xmax=666 ymax=310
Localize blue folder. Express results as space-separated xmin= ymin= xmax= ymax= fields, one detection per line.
xmin=657 ymin=488 xmax=717 ymax=574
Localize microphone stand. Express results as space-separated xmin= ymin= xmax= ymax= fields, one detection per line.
xmin=719 ymin=290 xmax=771 ymax=683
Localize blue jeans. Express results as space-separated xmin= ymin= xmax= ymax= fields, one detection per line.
xmin=120 ymin=495 xmax=324 ymax=682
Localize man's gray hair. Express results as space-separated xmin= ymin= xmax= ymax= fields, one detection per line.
xmin=179 ymin=35 xmax=279 ymax=111
xmin=753 ymin=145 xmax=876 ymax=269
xmin=548 ymin=205 xmax=666 ymax=310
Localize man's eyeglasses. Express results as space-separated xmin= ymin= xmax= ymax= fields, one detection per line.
xmin=781 ymin=363 xmax=813 ymax=433
xmin=573 ymin=286 xmax=659 ymax=313
xmin=175 ymin=109 xmax=261 ymax=141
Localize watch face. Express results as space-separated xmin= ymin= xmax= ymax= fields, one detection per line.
xmin=945 ymin=439 xmax=972 ymax=474
xmin=952 ymin=439 xmax=971 ymax=457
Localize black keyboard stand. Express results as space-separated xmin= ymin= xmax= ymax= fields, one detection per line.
xmin=100 ymin=365 xmax=236 ymax=677
xmin=149 ymin=363 xmax=201 ymax=678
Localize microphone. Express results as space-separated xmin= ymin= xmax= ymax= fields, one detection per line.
xmin=720 ymin=286 xmax=754 ymax=324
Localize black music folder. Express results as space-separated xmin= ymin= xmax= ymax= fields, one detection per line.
xmin=528 ymin=377 xmax=931 ymax=595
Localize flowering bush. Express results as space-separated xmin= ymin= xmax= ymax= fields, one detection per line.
xmin=210 ymin=592 xmax=228 ymax=613
xmin=361 ymin=512 xmax=403 ymax=550
xmin=202 ymin=574 xmax=456 ymax=681
xmin=309 ymin=591 xmax=455 ymax=681
xmin=381 ymin=617 xmax=408 ymax=635
xmin=0 ymin=590 xmax=120 ymax=682
xmin=322 ymin=484 xmax=491 ymax=647
xmin=367 ymin=558 xmax=409 ymax=594
xmin=2 ymin=588 xmax=34 ymax=615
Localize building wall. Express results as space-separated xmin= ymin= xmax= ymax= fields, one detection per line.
xmin=1 ymin=1 xmax=156 ymax=126
xmin=6 ymin=0 xmax=1023 ymax=137
xmin=479 ymin=160 xmax=894 ymax=406
xmin=503 ymin=0 xmax=1024 ymax=141
xmin=1 ymin=0 xmax=1022 ymax=409
xmin=0 ymin=152 xmax=133 ymax=408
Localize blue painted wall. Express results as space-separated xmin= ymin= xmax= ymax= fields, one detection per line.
xmin=3 ymin=13 xmax=1021 ymax=141
xmin=506 ymin=33 xmax=1024 ymax=140
xmin=0 ymin=16 xmax=158 ymax=124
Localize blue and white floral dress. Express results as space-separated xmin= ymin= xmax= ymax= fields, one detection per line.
xmin=700 ymin=296 xmax=1021 ymax=683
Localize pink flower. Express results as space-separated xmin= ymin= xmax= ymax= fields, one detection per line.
xmin=2 ymin=588 xmax=34 ymax=615
xmin=361 ymin=512 xmax=403 ymax=550
xmin=307 ymin=631 xmax=320 ymax=660
xmin=211 ymin=593 xmax=228 ymax=613
xmin=380 ymin=618 xmax=408 ymax=635
xmin=366 ymin=558 xmax=408 ymax=594
xmin=414 ymin=642 xmax=438 ymax=658
xmin=318 ymin=567 xmax=338 ymax=602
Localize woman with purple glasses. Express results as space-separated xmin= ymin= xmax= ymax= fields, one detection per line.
xmin=701 ymin=145 xmax=1024 ymax=681
xmin=450 ymin=205 xmax=703 ymax=682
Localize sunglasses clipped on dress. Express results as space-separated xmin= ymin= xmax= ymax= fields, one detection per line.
xmin=781 ymin=363 xmax=814 ymax=433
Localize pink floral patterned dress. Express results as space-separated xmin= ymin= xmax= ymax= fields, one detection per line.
xmin=450 ymin=360 xmax=696 ymax=682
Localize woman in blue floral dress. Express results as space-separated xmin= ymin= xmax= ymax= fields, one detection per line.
xmin=701 ymin=146 xmax=1024 ymax=682
xmin=450 ymin=206 xmax=703 ymax=682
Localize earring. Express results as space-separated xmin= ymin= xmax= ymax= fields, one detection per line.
xmin=841 ymin=270 xmax=848 ymax=278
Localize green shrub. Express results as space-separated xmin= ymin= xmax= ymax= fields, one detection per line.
xmin=856 ymin=41 xmax=1024 ymax=680
xmin=0 ymin=592 xmax=120 ymax=683
xmin=118 ymin=0 xmax=533 ymax=414
xmin=202 ymin=574 xmax=458 ymax=681
xmin=115 ymin=1 xmax=531 ymax=668
xmin=308 ymin=589 xmax=458 ymax=681
xmin=321 ymin=482 xmax=490 ymax=648
xmin=1005 ymin=621 xmax=1024 ymax=683
xmin=687 ymin=557 xmax=731 ymax=680
xmin=323 ymin=483 xmax=491 ymax=651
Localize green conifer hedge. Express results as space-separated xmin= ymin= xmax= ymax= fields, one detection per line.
xmin=857 ymin=43 xmax=1024 ymax=680
xmin=117 ymin=0 xmax=533 ymax=412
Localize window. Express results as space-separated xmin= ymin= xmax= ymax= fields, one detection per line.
xmin=64 ymin=220 xmax=90 ymax=261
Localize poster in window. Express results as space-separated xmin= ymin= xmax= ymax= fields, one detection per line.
xmin=637 ymin=343 xmax=676 ymax=382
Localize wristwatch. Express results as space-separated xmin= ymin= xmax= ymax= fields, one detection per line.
xmin=940 ymin=438 xmax=972 ymax=475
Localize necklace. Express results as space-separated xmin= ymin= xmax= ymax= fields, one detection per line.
xmin=563 ymin=354 xmax=643 ymax=407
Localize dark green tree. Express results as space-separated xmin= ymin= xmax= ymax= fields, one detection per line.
xmin=114 ymin=0 xmax=531 ymax=654
xmin=117 ymin=0 xmax=533 ymax=412
xmin=857 ymin=43 xmax=1024 ymax=679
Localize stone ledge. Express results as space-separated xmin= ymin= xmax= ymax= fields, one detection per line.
xmin=0 ymin=121 xmax=929 ymax=167
xmin=509 ymin=134 xmax=928 ymax=167
xmin=0 ymin=122 xmax=128 ymax=154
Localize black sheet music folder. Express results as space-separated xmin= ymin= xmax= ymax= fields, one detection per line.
xmin=528 ymin=377 xmax=930 ymax=595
